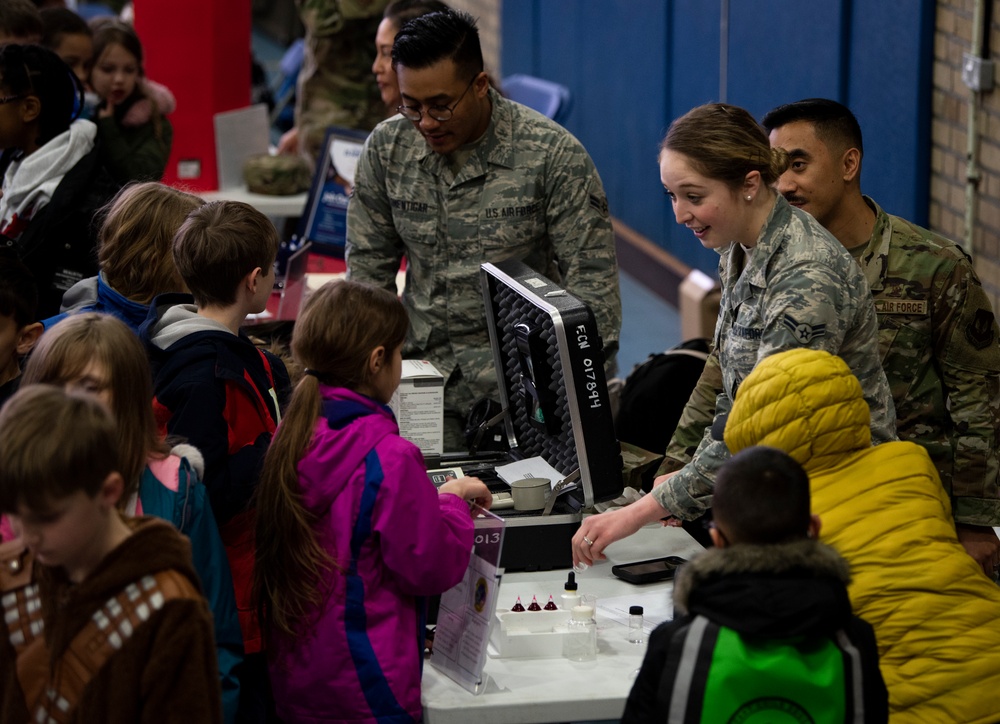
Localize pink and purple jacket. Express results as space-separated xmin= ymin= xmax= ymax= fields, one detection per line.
xmin=267 ymin=386 xmax=474 ymax=724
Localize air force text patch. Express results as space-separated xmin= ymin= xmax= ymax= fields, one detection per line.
xmin=874 ymin=299 xmax=928 ymax=316
xmin=782 ymin=314 xmax=826 ymax=344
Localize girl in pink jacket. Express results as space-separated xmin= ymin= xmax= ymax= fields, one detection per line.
xmin=253 ymin=280 xmax=490 ymax=724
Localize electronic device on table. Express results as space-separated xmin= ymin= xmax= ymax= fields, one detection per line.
xmin=429 ymin=259 xmax=623 ymax=571
xmin=612 ymin=556 xmax=688 ymax=584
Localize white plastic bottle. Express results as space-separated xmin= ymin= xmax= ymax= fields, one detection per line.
xmin=561 ymin=571 xmax=581 ymax=609
xmin=562 ymin=605 xmax=597 ymax=661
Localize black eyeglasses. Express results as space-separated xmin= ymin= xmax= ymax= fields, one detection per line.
xmin=397 ymin=75 xmax=477 ymax=123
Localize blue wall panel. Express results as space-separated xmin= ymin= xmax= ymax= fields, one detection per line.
xmin=665 ymin=0 xmax=725 ymax=271
xmin=500 ymin=0 xmax=934 ymax=276
xmin=726 ymin=1 xmax=847 ymax=117
xmin=500 ymin=2 xmax=537 ymax=74
xmin=847 ymin=0 xmax=936 ymax=225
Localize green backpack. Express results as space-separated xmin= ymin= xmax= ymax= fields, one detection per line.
xmin=661 ymin=615 xmax=870 ymax=723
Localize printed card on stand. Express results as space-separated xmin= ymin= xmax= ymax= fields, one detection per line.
xmin=430 ymin=507 xmax=506 ymax=694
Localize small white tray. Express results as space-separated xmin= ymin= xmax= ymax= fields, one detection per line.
xmin=489 ymin=608 xmax=573 ymax=659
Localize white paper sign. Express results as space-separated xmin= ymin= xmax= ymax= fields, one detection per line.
xmin=429 ymin=508 xmax=506 ymax=694
xmin=330 ymin=138 xmax=363 ymax=186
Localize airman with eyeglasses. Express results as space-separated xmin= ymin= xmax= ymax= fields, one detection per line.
xmin=347 ymin=9 xmax=621 ymax=452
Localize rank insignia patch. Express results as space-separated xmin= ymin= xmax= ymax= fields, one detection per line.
xmin=782 ymin=314 xmax=826 ymax=344
xmin=588 ymin=193 xmax=609 ymax=217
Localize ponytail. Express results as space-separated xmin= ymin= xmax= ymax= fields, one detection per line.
xmin=254 ymin=279 xmax=408 ymax=638
xmin=253 ymin=373 xmax=335 ymax=639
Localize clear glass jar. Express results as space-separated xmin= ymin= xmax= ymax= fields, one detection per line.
xmin=562 ymin=605 xmax=597 ymax=661
xmin=627 ymin=605 xmax=645 ymax=644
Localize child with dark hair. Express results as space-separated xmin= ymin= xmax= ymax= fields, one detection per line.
xmin=39 ymin=7 xmax=92 ymax=90
xmin=0 ymin=0 xmax=42 ymax=45
xmin=0 ymin=43 xmax=119 ymax=318
xmin=140 ymin=200 xmax=290 ymax=721
xmin=254 ymin=279 xmax=490 ymax=723
xmin=622 ymin=445 xmax=887 ymax=724
xmin=89 ymin=21 xmax=173 ymax=184
xmin=0 ymin=385 xmax=222 ymax=723
xmin=0 ymin=252 xmax=43 ymax=407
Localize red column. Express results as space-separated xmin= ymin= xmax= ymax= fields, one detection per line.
xmin=134 ymin=0 xmax=251 ymax=191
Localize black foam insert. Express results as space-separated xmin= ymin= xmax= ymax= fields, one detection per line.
xmin=492 ymin=284 xmax=579 ymax=476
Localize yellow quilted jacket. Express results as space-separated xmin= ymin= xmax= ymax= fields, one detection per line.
xmin=723 ymin=347 xmax=1000 ymax=723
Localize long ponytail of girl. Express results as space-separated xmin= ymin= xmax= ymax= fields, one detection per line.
xmin=254 ymin=279 xmax=408 ymax=639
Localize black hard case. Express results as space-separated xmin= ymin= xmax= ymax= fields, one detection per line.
xmin=477 ymin=260 xmax=623 ymax=571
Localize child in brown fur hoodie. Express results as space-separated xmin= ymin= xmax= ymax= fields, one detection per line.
xmin=0 ymin=386 xmax=221 ymax=724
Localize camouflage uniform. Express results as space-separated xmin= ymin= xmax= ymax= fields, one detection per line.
xmin=858 ymin=197 xmax=1000 ymax=525
xmin=651 ymin=195 xmax=896 ymax=520
xmin=658 ymin=196 xmax=1000 ymax=527
xmin=346 ymin=89 xmax=621 ymax=437
xmin=295 ymin=0 xmax=389 ymax=161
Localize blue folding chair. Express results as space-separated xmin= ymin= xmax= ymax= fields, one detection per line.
xmin=501 ymin=74 xmax=572 ymax=124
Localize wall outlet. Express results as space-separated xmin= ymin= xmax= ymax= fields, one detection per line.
xmin=962 ymin=52 xmax=995 ymax=92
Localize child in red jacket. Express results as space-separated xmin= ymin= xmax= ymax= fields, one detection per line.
xmin=140 ymin=200 xmax=289 ymax=721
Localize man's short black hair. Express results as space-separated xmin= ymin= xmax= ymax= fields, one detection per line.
xmin=762 ymin=98 xmax=864 ymax=158
xmin=713 ymin=446 xmax=812 ymax=545
xmin=391 ymin=9 xmax=483 ymax=81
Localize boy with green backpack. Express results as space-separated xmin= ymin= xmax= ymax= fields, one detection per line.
xmin=622 ymin=445 xmax=887 ymax=723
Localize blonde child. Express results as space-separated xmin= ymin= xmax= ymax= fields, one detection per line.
xmin=21 ymin=313 xmax=243 ymax=723
xmin=0 ymin=385 xmax=222 ymax=723
xmin=253 ymin=280 xmax=490 ymax=723
xmin=90 ymin=22 xmax=174 ymax=184
xmin=49 ymin=181 xmax=203 ymax=330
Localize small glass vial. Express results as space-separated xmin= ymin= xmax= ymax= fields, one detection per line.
xmin=527 ymin=595 xmax=542 ymax=611
xmin=543 ymin=595 xmax=558 ymax=611
xmin=562 ymin=605 xmax=597 ymax=661
xmin=627 ymin=605 xmax=645 ymax=644
xmin=511 ymin=596 xmax=525 ymax=612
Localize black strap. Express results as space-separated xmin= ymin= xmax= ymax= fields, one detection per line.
xmin=658 ymin=615 xmax=719 ymax=723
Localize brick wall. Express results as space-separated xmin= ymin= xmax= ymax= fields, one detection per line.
xmin=447 ymin=0 xmax=502 ymax=78
xmin=932 ymin=0 xmax=1000 ymax=307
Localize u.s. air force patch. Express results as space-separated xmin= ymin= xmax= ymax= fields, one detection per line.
xmin=966 ymin=309 xmax=997 ymax=350
xmin=874 ymin=298 xmax=928 ymax=316
xmin=782 ymin=314 xmax=826 ymax=344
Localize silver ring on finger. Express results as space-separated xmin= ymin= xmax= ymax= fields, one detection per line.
xmin=583 ymin=536 xmax=594 ymax=546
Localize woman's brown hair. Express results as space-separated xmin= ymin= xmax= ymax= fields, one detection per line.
xmin=21 ymin=313 xmax=167 ymax=501
xmin=254 ymin=280 xmax=409 ymax=638
xmin=660 ymin=103 xmax=789 ymax=189
xmin=98 ymin=182 xmax=204 ymax=303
